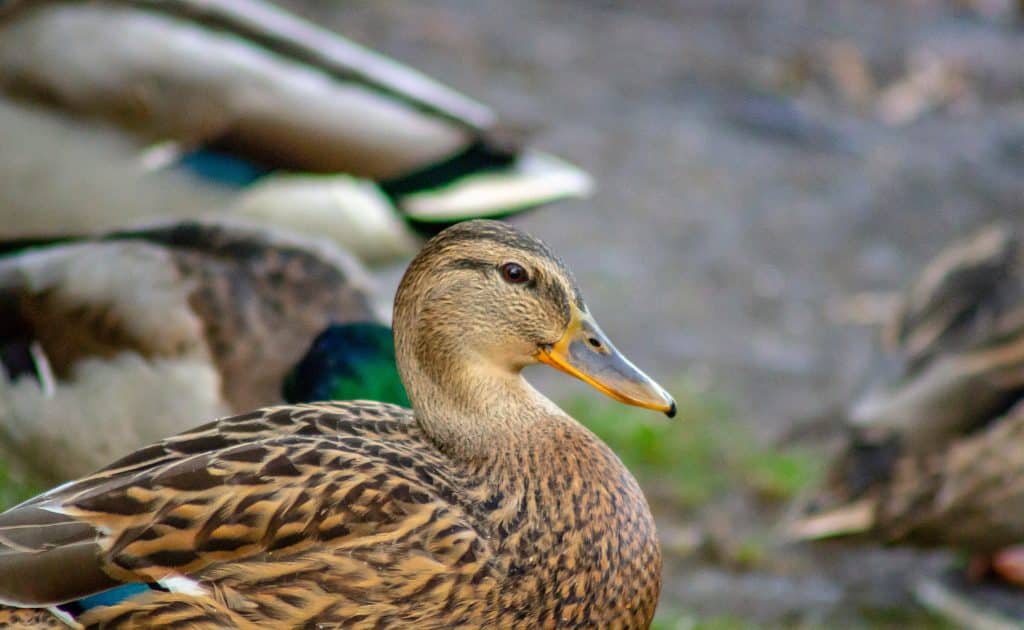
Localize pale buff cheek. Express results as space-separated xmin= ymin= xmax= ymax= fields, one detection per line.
xmin=523 ymin=298 xmax=569 ymax=343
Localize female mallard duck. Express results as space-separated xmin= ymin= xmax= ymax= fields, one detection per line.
xmin=0 ymin=220 xmax=675 ymax=629
xmin=0 ymin=218 xmax=392 ymax=483
xmin=793 ymin=222 xmax=1024 ymax=584
xmin=0 ymin=0 xmax=590 ymax=264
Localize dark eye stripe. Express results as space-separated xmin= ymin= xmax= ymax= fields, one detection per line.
xmin=428 ymin=223 xmax=585 ymax=308
xmin=542 ymin=278 xmax=571 ymax=324
xmin=443 ymin=258 xmax=493 ymax=273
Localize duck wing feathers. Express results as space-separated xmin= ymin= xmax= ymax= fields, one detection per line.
xmin=0 ymin=401 xmax=488 ymax=613
xmin=885 ymin=223 xmax=1024 ymax=370
xmin=847 ymin=223 xmax=1024 ymax=456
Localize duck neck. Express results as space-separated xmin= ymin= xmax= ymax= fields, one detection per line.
xmin=393 ymin=310 xmax=558 ymax=462
xmin=403 ymin=347 xmax=559 ymax=461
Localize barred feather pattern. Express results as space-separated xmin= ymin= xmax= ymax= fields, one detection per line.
xmin=0 ymin=401 xmax=660 ymax=629
xmin=0 ymin=608 xmax=69 ymax=629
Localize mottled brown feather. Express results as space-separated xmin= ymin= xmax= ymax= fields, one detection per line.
xmin=835 ymin=223 xmax=1024 ymax=488
xmin=0 ymin=219 xmax=379 ymax=481
xmin=868 ymin=402 xmax=1024 ymax=551
xmin=111 ymin=221 xmax=380 ymax=410
xmin=885 ymin=223 xmax=1023 ymax=364
xmin=0 ymin=607 xmax=69 ymax=629
xmin=0 ymin=220 xmax=662 ymax=628
xmin=800 ymin=224 xmax=1024 ymax=553
xmin=0 ymin=402 xmax=658 ymax=628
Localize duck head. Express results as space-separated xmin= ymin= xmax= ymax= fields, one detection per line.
xmin=393 ymin=220 xmax=674 ymax=455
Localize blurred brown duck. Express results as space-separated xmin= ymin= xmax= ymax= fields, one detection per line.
xmin=0 ymin=220 xmax=676 ymax=628
xmin=0 ymin=0 xmax=591 ymax=264
xmin=0 ymin=219 xmax=380 ymax=483
xmin=793 ymin=222 xmax=1024 ymax=584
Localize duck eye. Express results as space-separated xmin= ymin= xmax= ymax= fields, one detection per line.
xmin=499 ymin=262 xmax=529 ymax=284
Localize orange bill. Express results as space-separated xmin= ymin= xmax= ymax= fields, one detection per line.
xmin=537 ymin=306 xmax=676 ymax=418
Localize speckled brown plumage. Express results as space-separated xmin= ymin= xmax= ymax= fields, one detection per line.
xmin=866 ymin=401 xmax=1024 ymax=552
xmin=0 ymin=218 xmax=378 ymax=481
xmin=795 ymin=223 xmax=1024 ymax=555
xmin=0 ymin=402 xmax=659 ymax=628
xmin=0 ymin=220 xmax=670 ymax=628
xmin=851 ymin=223 xmax=1024 ymax=455
xmin=0 ymin=607 xmax=67 ymax=629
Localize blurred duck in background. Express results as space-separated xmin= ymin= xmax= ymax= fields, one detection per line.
xmin=0 ymin=0 xmax=591 ymax=265
xmin=793 ymin=223 xmax=1024 ymax=586
xmin=283 ymin=322 xmax=407 ymax=410
xmin=0 ymin=219 xmax=407 ymax=485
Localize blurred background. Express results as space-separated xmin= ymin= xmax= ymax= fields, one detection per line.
xmin=319 ymin=2 xmax=1024 ymax=627
xmin=3 ymin=0 xmax=1024 ymax=627
xmin=309 ymin=3 xmax=1020 ymax=625
xmin=322 ymin=0 xmax=1022 ymax=432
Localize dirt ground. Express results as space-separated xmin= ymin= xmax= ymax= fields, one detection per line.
xmin=267 ymin=1 xmax=1024 ymax=626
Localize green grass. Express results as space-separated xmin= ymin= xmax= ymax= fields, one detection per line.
xmin=0 ymin=461 xmax=43 ymax=510
xmin=652 ymin=607 xmax=957 ymax=630
xmin=0 ymin=379 xmax=809 ymax=515
xmin=651 ymin=611 xmax=758 ymax=630
xmin=561 ymin=380 xmax=824 ymax=510
xmin=856 ymin=606 xmax=959 ymax=630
